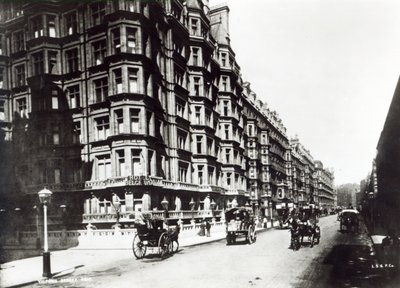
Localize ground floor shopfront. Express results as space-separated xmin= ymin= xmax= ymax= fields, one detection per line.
xmin=1 ymin=176 xmax=256 ymax=232
xmin=0 ymin=175 xmax=316 ymax=237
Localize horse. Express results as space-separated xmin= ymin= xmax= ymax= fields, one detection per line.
xmin=340 ymin=213 xmax=359 ymax=233
xmin=297 ymin=219 xmax=320 ymax=248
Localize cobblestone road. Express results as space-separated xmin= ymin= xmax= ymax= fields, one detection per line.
xmin=31 ymin=215 xmax=399 ymax=288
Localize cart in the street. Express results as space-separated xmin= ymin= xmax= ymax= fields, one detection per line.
xmin=339 ymin=209 xmax=359 ymax=232
xmin=276 ymin=204 xmax=290 ymax=229
xmin=225 ymin=207 xmax=257 ymax=245
xmin=132 ymin=216 xmax=180 ymax=259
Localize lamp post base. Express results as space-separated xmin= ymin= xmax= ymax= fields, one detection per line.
xmin=42 ymin=251 xmax=51 ymax=278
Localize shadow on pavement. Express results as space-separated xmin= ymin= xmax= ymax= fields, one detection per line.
xmin=323 ymin=244 xmax=400 ymax=288
xmin=52 ymin=264 xmax=85 ymax=278
xmin=225 ymin=239 xmax=251 ymax=246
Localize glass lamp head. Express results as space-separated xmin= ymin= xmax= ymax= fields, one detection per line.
xmin=38 ymin=187 xmax=52 ymax=204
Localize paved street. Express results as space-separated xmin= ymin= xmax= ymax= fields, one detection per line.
xmin=27 ymin=215 xmax=399 ymax=288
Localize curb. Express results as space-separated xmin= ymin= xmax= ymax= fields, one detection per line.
xmin=3 ymin=267 xmax=77 ymax=288
xmin=182 ymin=235 xmax=226 ymax=248
xmin=182 ymin=227 xmax=271 ymax=248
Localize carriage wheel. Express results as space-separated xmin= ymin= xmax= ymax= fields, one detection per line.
xmin=292 ymin=235 xmax=300 ymax=251
xmin=247 ymin=226 xmax=256 ymax=244
xmin=226 ymin=234 xmax=232 ymax=245
xmin=295 ymin=238 xmax=300 ymax=250
xmin=132 ymin=234 xmax=146 ymax=259
xmin=169 ymin=240 xmax=179 ymax=253
xmin=158 ymin=233 xmax=169 ymax=259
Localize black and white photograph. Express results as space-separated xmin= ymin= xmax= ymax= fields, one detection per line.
xmin=1 ymin=0 xmax=400 ymax=287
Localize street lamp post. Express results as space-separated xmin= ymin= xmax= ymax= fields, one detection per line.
xmin=210 ymin=199 xmax=216 ymax=223
xmin=369 ymin=192 xmax=374 ymax=233
xmin=60 ymin=205 xmax=67 ymax=226
xmin=189 ymin=197 xmax=195 ymax=224
xmin=33 ymin=205 xmax=41 ymax=249
xmin=112 ymin=201 xmax=121 ymax=229
xmin=254 ymin=202 xmax=260 ymax=227
xmin=59 ymin=205 xmax=67 ymax=246
xmin=161 ymin=196 xmax=169 ymax=226
xmin=14 ymin=208 xmax=22 ymax=245
xmin=268 ymin=200 xmax=273 ymax=226
xmin=38 ymin=187 xmax=52 ymax=278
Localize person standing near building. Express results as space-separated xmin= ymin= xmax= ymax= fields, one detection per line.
xmin=198 ymin=218 xmax=205 ymax=236
xmin=205 ymin=219 xmax=211 ymax=237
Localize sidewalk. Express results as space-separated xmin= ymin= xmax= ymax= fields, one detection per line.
xmin=0 ymin=226 xmax=269 ymax=288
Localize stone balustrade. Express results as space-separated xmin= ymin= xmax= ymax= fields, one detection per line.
xmin=82 ymin=210 xmax=223 ymax=224
xmin=8 ymin=220 xmax=227 ymax=251
xmin=84 ymin=176 xmax=203 ymax=191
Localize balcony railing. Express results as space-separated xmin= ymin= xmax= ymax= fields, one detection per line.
xmin=162 ymin=180 xmax=199 ymax=191
xmin=199 ymin=185 xmax=226 ymax=193
xmin=82 ymin=210 xmax=223 ymax=223
xmin=85 ymin=176 xmax=164 ymax=189
xmin=225 ymin=189 xmax=246 ymax=195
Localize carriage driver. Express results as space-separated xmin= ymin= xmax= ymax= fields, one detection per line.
xmin=299 ymin=209 xmax=311 ymax=227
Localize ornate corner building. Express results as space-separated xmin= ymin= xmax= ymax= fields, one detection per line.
xmin=0 ymin=0 xmax=334 ymax=229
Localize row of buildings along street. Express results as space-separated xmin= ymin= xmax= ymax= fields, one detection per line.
xmin=360 ymin=76 xmax=400 ymax=237
xmin=0 ymin=0 xmax=336 ymax=255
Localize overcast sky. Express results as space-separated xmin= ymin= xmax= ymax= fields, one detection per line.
xmin=210 ymin=0 xmax=400 ymax=185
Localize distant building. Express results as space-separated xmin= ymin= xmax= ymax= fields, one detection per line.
xmin=242 ymin=82 xmax=290 ymax=217
xmin=289 ymin=137 xmax=318 ymax=208
xmin=314 ymin=160 xmax=335 ymax=210
xmin=336 ymin=183 xmax=358 ymax=208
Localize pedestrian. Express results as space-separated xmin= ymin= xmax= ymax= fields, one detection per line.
xmin=205 ymin=219 xmax=211 ymax=237
xmin=263 ymin=217 xmax=267 ymax=228
xmin=198 ymin=218 xmax=205 ymax=236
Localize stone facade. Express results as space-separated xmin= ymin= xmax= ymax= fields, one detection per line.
xmin=0 ymin=0 xmax=334 ymax=229
xmin=314 ymin=160 xmax=335 ymax=210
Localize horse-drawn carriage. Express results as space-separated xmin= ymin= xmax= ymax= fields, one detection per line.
xmin=339 ymin=209 xmax=359 ymax=232
xmin=287 ymin=214 xmax=320 ymax=250
xmin=225 ymin=207 xmax=257 ymax=245
xmin=132 ymin=216 xmax=180 ymax=259
xmin=276 ymin=205 xmax=290 ymax=229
